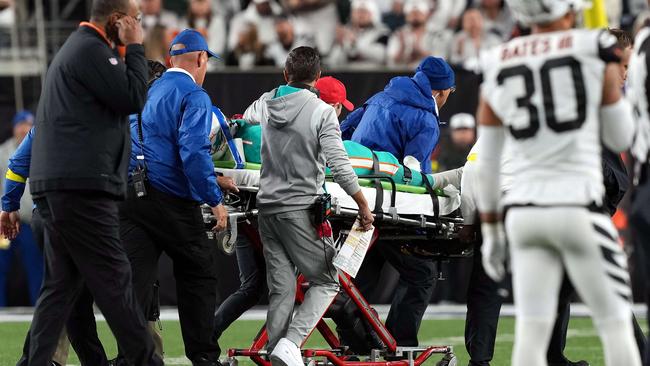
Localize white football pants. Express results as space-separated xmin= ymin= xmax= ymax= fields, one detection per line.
xmin=505 ymin=206 xmax=640 ymax=366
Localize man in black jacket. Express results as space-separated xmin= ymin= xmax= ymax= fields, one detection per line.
xmin=25 ymin=1 xmax=161 ymax=365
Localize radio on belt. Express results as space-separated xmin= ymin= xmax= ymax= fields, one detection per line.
xmin=313 ymin=193 xmax=332 ymax=225
xmin=133 ymin=155 xmax=147 ymax=198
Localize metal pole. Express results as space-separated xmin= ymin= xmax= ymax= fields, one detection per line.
xmin=35 ymin=0 xmax=48 ymax=86
xmin=51 ymin=0 xmax=60 ymax=55
xmin=60 ymin=0 xmax=84 ymax=19
xmin=10 ymin=0 xmax=23 ymax=111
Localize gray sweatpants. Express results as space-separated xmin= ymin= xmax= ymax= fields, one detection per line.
xmin=259 ymin=209 xmax=340 ymax=351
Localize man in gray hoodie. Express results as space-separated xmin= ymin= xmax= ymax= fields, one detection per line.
xmin=243 ymin=46 xmax=374 ymax=366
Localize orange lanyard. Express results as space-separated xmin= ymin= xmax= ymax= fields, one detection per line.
xmin=79 ymin=21 xmax=111 ymax=46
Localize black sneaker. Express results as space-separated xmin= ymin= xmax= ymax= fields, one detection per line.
xmin=549 ymin=361 xmax=589 ymax=366
xmin=192 ymin=356 xmax=223 ymax=366
xmin=108 ymin=357 xmax=128 ymax=366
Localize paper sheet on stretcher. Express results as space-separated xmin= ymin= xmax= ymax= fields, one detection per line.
xmin=332 ymin=219 xmax=375 ymax=278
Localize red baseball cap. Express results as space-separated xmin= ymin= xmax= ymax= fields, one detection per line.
xmin=315 ymin=76 xmax=354 ymax=111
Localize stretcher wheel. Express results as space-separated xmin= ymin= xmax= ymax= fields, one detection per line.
xmin=216 ymin=230 xmax=236 ymax=256
xmin=435 ymin=353 xmax=457 ymax=366
xmin=221 ymin=357 xmax=238 ymax=366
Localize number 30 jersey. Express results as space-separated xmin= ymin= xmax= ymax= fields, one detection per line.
xmin=480 ymin=29 xmax=620 ymax=207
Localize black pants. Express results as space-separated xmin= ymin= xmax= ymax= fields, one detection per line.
xmin=213 ymin=233 xmax=265 ymax=343
xmin=119 ymin=185 xmax=219 ymax=362
xmin=31 ymin=208 xmax=45 ymax=252
xmin=630 ymin=171 xmax=650 ymax=366
xmin=355 ymin=240 xmax=437 ymax=346
xmin=464 ymin=241 xmax=503 ymax=366
xmin=18 ymin=209 xmax=107 ymax=366
xmin=25 ymin=191 xmax=158 ymax=366
xmin=18 ymin=287 xmax=107 ymax=366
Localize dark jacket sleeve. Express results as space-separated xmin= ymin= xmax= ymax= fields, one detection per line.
xmin=76 ymin=43 xmax=148 ymax=115
xmin=602 ymin=148 xmax=629 ymax=216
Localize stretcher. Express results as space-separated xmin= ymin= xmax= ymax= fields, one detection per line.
xmin=206 ymin=165 xmax=468 ymax=366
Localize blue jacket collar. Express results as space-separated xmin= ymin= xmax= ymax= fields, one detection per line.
xmin=166 ymin=67 xmax=196 ymax=83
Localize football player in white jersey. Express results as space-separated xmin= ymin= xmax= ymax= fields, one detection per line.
xmin=475 ymin=0 xmax=640 ymax=365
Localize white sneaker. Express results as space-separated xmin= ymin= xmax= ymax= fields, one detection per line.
xmin=270 ymin=338 xmax=303 ymax=366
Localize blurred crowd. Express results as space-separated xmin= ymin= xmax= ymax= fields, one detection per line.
xmin=140 ymin=0 xmax=534 ymax=69
xmin=2 ymin=0 xmax=650 ymax=69
xmin=138 ymin=0 xmax=650 ymax=69
xmin=134 ymin=0 xmax=650 ymax=69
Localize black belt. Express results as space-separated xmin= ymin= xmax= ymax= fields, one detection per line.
xmin=504 ymin=202 xmax=605 ymax=215
xmin=128 ymin=182 xmax=200 ymax=209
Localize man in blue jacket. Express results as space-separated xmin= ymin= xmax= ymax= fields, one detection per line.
xmin=347 ymin=56 xmax=455 ymax=349
xmin=117 ymin=29 xmax=232 ymax=366
xmin=0 ymin=112 xmax=41 ymax=308
xmin=341 ymin=56 xmax=455 ymax=173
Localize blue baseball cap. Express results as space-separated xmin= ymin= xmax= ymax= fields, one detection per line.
xmin=169 ymin=29 xmax=220 ymax=59
xmin=416 ymin=56 xmax=455 ymax=91
xmin=12 ymin=110 xmax=34 ymax=126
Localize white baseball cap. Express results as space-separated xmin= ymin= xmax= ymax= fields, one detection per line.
xmin=404 ymin=0 xmax=431 ymax=14
xmin=450 ymin=113 xmax=475 ymax=130
xmin=351 ymin=0 xmax=381 ymax=25
xmin=506 ymin=0 xmax=587 ymax=26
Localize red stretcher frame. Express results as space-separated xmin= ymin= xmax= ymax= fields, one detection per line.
xmin=227 ymin=223 xmax=455 ymax=366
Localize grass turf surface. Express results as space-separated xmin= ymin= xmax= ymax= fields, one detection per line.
xmin=0 ymin=318 xmax=608 ymax=366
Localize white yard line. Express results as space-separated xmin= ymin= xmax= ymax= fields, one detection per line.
xmin=59 ymin=329 xmax=616 ymax=366
xmin=63 ymin=359 xmax=194 ymax=366
xmin=421 ymin=328 xmax=603 ymax=347
xmin=1 ymin=304 xmax=647 ymax=322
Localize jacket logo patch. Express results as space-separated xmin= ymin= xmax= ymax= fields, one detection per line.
xmin=108 ymin=57 xmax=118 ymax=65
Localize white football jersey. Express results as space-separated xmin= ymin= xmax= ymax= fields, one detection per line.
xmin=461 ymin=136 xmax=518 ymax=224
xmin=480 ymin=28 xmax=619 ymax=206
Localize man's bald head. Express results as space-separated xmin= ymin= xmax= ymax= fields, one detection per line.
xmin=170 ymin=43 xmax=209 ymax=86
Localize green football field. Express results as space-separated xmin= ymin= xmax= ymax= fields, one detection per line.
xmin=0 ymin=317 xmax=617 ymax=366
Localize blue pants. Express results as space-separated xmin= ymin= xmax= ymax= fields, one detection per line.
xmin=0 ymin=223 xmax=43 ymax=306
